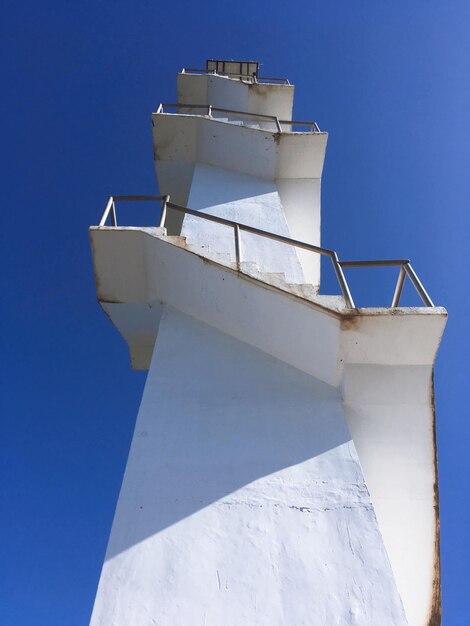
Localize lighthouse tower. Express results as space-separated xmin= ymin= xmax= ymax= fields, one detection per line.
xmin=90 ymin=61 xmax=446 ymax=626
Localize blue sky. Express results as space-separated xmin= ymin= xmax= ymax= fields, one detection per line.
xmin=1 ymin=1 xmax=469 ymax=624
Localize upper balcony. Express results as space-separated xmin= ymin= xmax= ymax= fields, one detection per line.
xmin=177 ymin=60 xmax=294 ymax=120
xmin=155 ymin=103 xmax=321 ymax=133
xmin=151 ymin=103 xmax=329 ymax=213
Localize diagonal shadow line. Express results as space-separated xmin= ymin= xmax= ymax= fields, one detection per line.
xmin=104 ymin=309 xmax=353 ymax=560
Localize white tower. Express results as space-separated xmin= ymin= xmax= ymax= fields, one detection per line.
xmin=90 ymin=61 xmax=446 ymax=626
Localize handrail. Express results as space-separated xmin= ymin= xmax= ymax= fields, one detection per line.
xmin=97 ymin=195 xmax=435 ymax=309
xmin=154 ymin=103 xmax=321 ymax=134
xmin=99 ymin=195 xmax=167 ymax=227
xmin=181 ymin=68 xmax=291 ymax=85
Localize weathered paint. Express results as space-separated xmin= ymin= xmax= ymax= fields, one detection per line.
xmin=427 ymin=373 xmax=442 ymax=626
xmin=341 ymin=365 xmax=440 ymax=625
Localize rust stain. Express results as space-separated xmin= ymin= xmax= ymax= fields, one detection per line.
xmin=427 ymin=370 xmax=442 ymax=626
xmin=248 ymin=83 xmax=269 ymax=99
xmin=340 ymin=314 xmax=361 ymax=331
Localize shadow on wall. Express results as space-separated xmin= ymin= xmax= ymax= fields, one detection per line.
xmin=104 ymin=308 xmax=352 ymax=559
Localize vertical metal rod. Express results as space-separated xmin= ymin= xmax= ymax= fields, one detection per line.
xmin=404 ymin=263 xmax=434 ymax=307
xmin=159 ymin=195 xmax=170 ymax=228
xmin=208 ymin=105 xmax=212 ymax=117
xmin=332 ymin=255 xmax=355 ymax=308
xmin=234 ymin=224 xmax=241 ymax=269
xmin=391 ymin=265 xmax=407 ymax=307
xmin=100 ymin=196 xmax=114 ymax=226
xmin=110 ymin=201 xmax=117 ymax=227
xmin=275 ymin=117 xmax=282 ymax=133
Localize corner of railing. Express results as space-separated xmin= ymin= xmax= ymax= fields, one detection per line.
xmin=403 ymin=262 xmax=434 ymax=307
xmin=391 ymin=263 xmax=407 ymax=307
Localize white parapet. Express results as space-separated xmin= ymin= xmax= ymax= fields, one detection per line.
xmin=177 ymin=72 xmax=295 ymax=120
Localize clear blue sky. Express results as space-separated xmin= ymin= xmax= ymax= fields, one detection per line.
xmin=1 ymin=1 xmax=469 ymax=624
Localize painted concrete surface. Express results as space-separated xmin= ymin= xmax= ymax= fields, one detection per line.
xmin=91 ymin=309 xmax=408 ymax=626
xmin=341 ymin=364 xmax=439 ymax=626
xmin=177 ymin=73 xmax=295 ymax=121
xmin=276 ymin=178 xmax=321 ymax=285
xmin=182 ymin=163 xmax=305 ymax=283
xmin=90 ymin=228 xmax=446 ymax=624
xmin=153 ymin=113 xmax=328 ymax=182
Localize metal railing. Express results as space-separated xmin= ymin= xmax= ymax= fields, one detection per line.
xmin=154 ymin=103 xmax=321 ymax=133
xmin=98 ymin=195 xmax=434 ymax=310
xmin=181 ymin=68 xmax=291 ymax=85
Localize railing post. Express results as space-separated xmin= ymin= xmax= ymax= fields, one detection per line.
xmin=100 ymin=196 xmax=114 ymax=226
xmin=391 ymin=264 xmax=407 ymax=307
xmin=404 ymin=262 xmax=434 ymax=307
xmin=159 ymin=195 xmax=170 ymax=228
xmin=234 ymin=224 xmax=241 ymax=270
xmin=332 ymin=254 xmax=355 ymax=308
xmin=208 ymin=105 xmax=212 ymax=117
xmin=110 ymin=200 xmax=117 ymax=227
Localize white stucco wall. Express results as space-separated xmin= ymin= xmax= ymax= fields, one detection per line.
xmin=91 ymin=309 xmax=408 ymax=626
xmin=182 ymin=164 xmax=306 ymax=283
xmin=341 ymin=364 xmax=439 ymax=626
xmin=277 ymin=178 xmax=322 ymax=286
xmin=177 ymin=73 xmax=295 ymax=121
